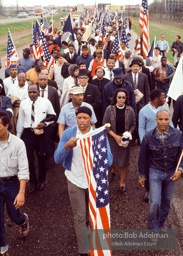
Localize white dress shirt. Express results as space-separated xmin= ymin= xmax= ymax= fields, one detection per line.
xmin=104 ymin=68 xmax=114 ymax=80
xmin=17 ymin=97 xmax=56 ymax=138
xmin=0 ymin=133 xmax=29 ymax=180
xmin=90 ymin=45 xmax=96 ymax=56
xmin=132 ymin=72 xmax=139 ymax=87
xmin=8 ymin=82 xmax=28 ymax=100
xmin=40 ymin=85 xmax=48 ymax=99
xmin=3 ymin=76 xmax=18 ymax=95
xmin=65 ymin=127 xmax=93 ymax=189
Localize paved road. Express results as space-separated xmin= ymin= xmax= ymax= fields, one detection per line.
xmin=0 ymin=14 xmax=51 ymax=24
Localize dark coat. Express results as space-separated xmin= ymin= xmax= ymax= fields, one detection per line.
xmin=103 ymin=80 xmax=137 ymax=115
xmin=64 ymin=52 xmax=79 ymax=64
xmin=83 ymin=83 xmax=102 ymax=112
xmin=48 ymin=79 xmax=58 ymax=90
xmin=123 ymin=72 xmax=150 ymax=112
xmin=76 ymin=54 xmax=94 ymax=69
xmin=172 ymin=95 xmax=183 ymax=132
xmin=48 ymin=86 xmax=60 ymax=117
xmin=128 ymin=67 xmax=153 ymax=91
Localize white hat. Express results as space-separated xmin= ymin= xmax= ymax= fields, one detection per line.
xmin=10 ymin=56 xmax=19 ymax=62
xmin=69 ymin=86 xmax=84 ymax=95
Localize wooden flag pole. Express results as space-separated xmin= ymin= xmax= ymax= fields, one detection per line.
xmin=175 ymin=149 xmax=183 ymax=172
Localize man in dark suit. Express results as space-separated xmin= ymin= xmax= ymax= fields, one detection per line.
xmin=124 ymin=59 xmax=150 ymax=144
xmin=41 ymin=68 xmax=58 ymax=90
xmin=78 ymin=69 xmax=102 ymax=127
xmin=93 ymin=41 xmax=110 ymax=59
xmin=124 ymin=59 xmax=150 ymax=113
xmin=133 ymin=55 xmax=153 ymax=91
xmin=91 ymin=67 xmax=110 ymax=126
xmin=64 ymin=43 xmax=79 ymax=64
xmin=38 ymin=73 xmax=60 ymax=117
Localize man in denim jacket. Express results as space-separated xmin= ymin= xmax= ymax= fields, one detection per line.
xmin=138 ymin=109 xmax=183 ymax=230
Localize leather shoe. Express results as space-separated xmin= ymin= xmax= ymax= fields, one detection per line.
xmin=120 ymin=186 xmax=126 ymax=193
xmin=29 ymin=183 xmax=36 ymax=194
xmin=38 ymin=182 xmax=45 ymax=191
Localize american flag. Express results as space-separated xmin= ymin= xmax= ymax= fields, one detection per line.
xmin=121 ymin=25 xmax=128 ymax=48
xmin=114 ymin=9 xmax=118 ymax=23
xmin=5 ymin=30 xmax=18 ymax=68
xmin=136 ymin=38 xmax=141 ymax=55
xmin=139 ymin=0 xmax=149 ymax=58
xmin=49 ymin=15 xmax=55 ymax=37
xmin=38 ymin=27 xmax=54 ymax=69
xmin=44 ymin=18 xmax=50 ymax=36
xmin=32 ymin=23 xmax=40 ymax=60
xmin=78 ymin=127 xmax=112 ymax=256
xmin=106 ymin=12 xmax=111 ymax=23
xmin=98 ymin=19 xmax=106 ymax=44
xmin=111 ymin=32 xmax=122 ymax=60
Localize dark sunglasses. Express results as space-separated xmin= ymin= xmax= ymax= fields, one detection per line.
xmin=117 ymin=96 xmax=126 ymax=99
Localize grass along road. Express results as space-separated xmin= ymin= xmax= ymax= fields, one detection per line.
xmin=0 ymin=12 xmax=67 ymax=57
xmin=132 ymin=18 xmax=183 ymax=64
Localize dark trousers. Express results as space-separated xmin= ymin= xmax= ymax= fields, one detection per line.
xmin=160 ymin=50 xmax=165 ymax=57
xmin=0 ymin=179 xmax=26 ymax=253
xmin=22 ymin=128 xmax=47 ymax=185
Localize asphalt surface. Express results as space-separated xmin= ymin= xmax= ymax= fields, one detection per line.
xmin=0 ymin=14 xmax=51 ymax=24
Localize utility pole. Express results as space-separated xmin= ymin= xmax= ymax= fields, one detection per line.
xmin=0 ymin=0 xmax=2 ymax=16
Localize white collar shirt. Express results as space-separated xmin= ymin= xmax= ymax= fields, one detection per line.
xmin=8 ymin=82 xmax=28 ymax=100
xmin=16 ymin=97 xmax=56 ymax=138
xmin=3 ymin=76 xmax=18 ymax=95
xmin=40 ymin=85 xmax=48 ymax=99
xmin=104 ymin=68 xmax=114 ymax=80
xmin=0 ymin=133 xmax=29 ymax=180
xmin=132 ymin=72 xmax=139 ymax=87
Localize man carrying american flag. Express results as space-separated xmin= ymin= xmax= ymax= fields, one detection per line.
xmin=54 ymin=106 xmax=113 ymax=256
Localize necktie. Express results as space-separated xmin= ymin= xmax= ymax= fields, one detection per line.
xmin=12 ymin=79 xmax=15 ymax=84
xmin=110 ymin=71 xmax=112 ymax=80
xmin=31 ymin=102 xmax=35 ymax=127
xmin=41 ymin=89 xmax=44 ymax=98
xmin=134 ymin=74 xmax=137 ymax=89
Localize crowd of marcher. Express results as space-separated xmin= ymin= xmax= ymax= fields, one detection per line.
xmin=1 ymin=14 xmax=183 ymax=256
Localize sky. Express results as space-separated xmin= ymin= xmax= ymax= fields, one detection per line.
xmin=3 ymin=0 xmax=154 ymax=7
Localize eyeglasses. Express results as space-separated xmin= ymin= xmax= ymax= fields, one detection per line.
xmin=78 ymin=77 xmax=88 ymax=80
xmin=117 ymin=96 xmax=126 ymax=99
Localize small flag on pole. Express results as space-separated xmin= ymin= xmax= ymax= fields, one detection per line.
xmin=5 ymin=30 xmax=18 ymax=68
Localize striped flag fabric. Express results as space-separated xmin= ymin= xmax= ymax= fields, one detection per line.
xmin=5 ymin=30 xmax=18 ymax=68
xmin=139 ymin=0 xmax=149 ymax=58
xmin=32 ymin=23 xmax=40 ymax=60
xmin=38 ymin=26 xmax=54 ymax=69
xmin=98 ymin=19 xmax=106 ymax=44
xmin=78 ymin=126 xmax=112 ymax=256
xmin=121 ymin=25 xmax=128 ymax=48
xmin=43 ymin=17 xmax=50 ymax=36
xmin=136 ymin=38 xmax=141 ymax=56
xmin=111 ymin=32 xmax=122 ymax=60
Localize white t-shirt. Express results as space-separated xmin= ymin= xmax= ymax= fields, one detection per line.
xmin=65 ymin=128 xmax=93 ymax=189
xmin=54 ymin=64 xmax=64 ymax=91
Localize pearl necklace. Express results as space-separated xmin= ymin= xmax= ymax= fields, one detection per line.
xmin=116 ymin=104 xmax=125 ymax=109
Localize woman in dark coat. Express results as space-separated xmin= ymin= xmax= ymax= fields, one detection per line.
xmin=103 ymin=88 xmax=136 ymax=192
